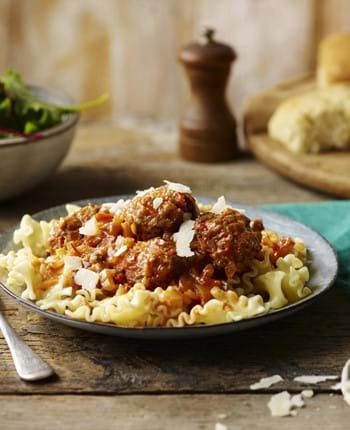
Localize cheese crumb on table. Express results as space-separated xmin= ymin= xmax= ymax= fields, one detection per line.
xmin=294 ymin=375 xmax=338 ymax=384
xmin=215 ymin=423 xmax=227 ymax=430
xmin=341 ymin=359 xmax=350 ymax=406
xmin=250 ymin=374 xmax=283 ymax=390
xmin=301 ymin=390 xmax=314 ymax=398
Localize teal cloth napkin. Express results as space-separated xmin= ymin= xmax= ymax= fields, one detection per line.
xmin=262 ymin=201 xmax=350 ymax=286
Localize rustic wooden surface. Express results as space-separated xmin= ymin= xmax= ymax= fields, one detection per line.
xmin=0 ymin=125 xmax=349 ymax=429
xmin=244 ymin=74 xmax=350 ymax=198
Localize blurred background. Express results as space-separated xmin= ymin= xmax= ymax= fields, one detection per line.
xmin=3 ymin=0 xmax=350 ymax=125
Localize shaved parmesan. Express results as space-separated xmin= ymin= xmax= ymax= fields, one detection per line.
xmin=215 ymin=424 xmax=227 ymax=430
xmin=301 ymin=390 xmax=314 ymax=398
xmin=331 ymin=382 xmax=342 ymax=391
xmin=79 ymin=217 xmax=99 ymax=236
xmin=211 ymin=196 xmax=245 ymax=214
xmin=65 ymin=204 xmax=80 ymax=215
xmin=136 ymin=187 xmax=155 ymax=197
xmin=74 ymin=268 xmax=99 ymax=292
xmin=173 ymin=220 xmax=195 ymax=257
xmin=341 ymin=359 xmax=350 ymax=406
xmin=211 ymin=196 xmax=230 ymax=214
xmin=115 ymin=235 xmax=124 ymax=247
xmin=268 ymin=391 xmax=293 ymax=417
xmin=164 ymin=180 xmax=192 ymax=193
xmin=153 ymin=197 xmax=163 ymax=209
xmin=103 ymin=199 xmax=129 ymax=216
xmin=114 ymin=245 xmax=128 ymax=257
xmin=291 ymin=394 xmax=304 ymax=408
xmin=64 ymin=256 xmax=82 ymax=271
xmin=250 ymin=374 xmax=283 ymax=390
xmin=294 ymin=375 xmax=338 ymax=384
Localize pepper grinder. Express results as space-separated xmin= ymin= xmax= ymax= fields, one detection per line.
xmin=178 ymin=29 xmax=238 ymax=162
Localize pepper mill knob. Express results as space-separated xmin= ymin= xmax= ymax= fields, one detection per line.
xmin=178 ymin=29 xmax=238 ymax=162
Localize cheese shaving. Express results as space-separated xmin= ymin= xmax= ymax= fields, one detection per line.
xmin=291 ymin=394 xmax=304 ymax=408
xmin=173 ymin=220 xmax=195 ymax=257
xmin=250 ymin=374 xmax=283 ymax=390
xmin=301 ymin=390 xmax=314 ymax=398
xmin=341 ymin=359 xmax=350 ymax=406
xmin=294 ymin=375 xmax=338 ymax=384
xmin=79 ymin=217 xmax=99 ymax=236
xmin=103 ymin=199 xmax=129 ymax=216
xmin=74 ymin=268 xmax=99 ymax=292
xmin=215 ymin=424 xmax=227 ymax=430
xmin=114 ymin=245 xmax=128 ymax=257
xmin=268 ymin=391 xmax=293 ymax=417
xmin=64 ymin=256 xmax=82 ymax=271
xmin=164 ymin=180 xmax=192 ymax=193
xmin=331 ymin=382 xmax=342 ymax=391
xmin=65 ymin=204 xmax=80 ymax=215
xmin=153 ymin=197 xmax=163 ymax=210
xmin=136 ymin=187 xmax=155 ymax=197
xmin=115 ymin=235 xmax=124 ymax=247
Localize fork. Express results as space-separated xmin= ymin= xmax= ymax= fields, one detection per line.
xmin=0 ymin=312 xmax=54 ymax=381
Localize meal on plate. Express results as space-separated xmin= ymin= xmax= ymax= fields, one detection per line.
xmin=268 ymin=32 xmax=350 ymax=154
xmin=0 ymin=69 xmax=107 ymax=139
xmin=0 ymin=181 xmax=311 ymax=328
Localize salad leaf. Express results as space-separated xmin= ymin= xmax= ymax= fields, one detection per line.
xmin=0 ymin=69 xmax=108 ymax=138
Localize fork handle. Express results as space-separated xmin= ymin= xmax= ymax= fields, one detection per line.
xmin=0 ymin=312 xmax=54 ymax=381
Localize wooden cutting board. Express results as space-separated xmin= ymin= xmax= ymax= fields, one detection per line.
xmin=244 ymin=74 xmax=350 ymax=198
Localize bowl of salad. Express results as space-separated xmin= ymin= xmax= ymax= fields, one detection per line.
xmin=0 ymin=70 xmax=107 ymax=201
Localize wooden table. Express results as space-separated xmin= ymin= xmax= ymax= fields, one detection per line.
xmin=0 ymin=124 xmax=349 ymax=429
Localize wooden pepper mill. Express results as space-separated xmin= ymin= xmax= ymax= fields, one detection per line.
xmin=178 ymin=28 xmax=238 ymax=162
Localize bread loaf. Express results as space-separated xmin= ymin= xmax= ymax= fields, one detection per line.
xmin=317 ymin=33 xmax=350 ymax=87
xmin=268 ymin=85 xmax=350 ymax=153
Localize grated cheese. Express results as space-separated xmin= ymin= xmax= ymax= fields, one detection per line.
xmin=294 ymin=375 xmax=338 ymax=384
xmin=250 ymin=374 xmax=283 ymax=390
xmin=341 ymin=359 xmax=350 ymax=406
xmin=74 ymin=268 xmax=99 ymax=292
xmin=173 ymin=220 xmax=195 ymax=257
xmin=164 ymin=180 xmax=192 ymax=193
xmin=153 ymin=197 xmax=163 ymax=210
xmin=64 ymin=256 xmax=82 ymax=271
xmin=79 ymin=217 xmax=99 ymax=236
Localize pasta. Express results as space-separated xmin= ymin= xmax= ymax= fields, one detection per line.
xmin=0 ymin=188 xmax=312 ymax=328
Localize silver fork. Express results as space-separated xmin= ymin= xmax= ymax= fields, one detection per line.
xmin=0 ymin=312 xmax=54 ymax=381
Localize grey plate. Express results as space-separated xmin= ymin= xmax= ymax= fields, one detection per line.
xmin=0 ymin=196 xmax=338 ymax=340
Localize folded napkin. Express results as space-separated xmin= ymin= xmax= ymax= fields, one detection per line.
xmin=263 ymin=201 xmax=350 ymax=287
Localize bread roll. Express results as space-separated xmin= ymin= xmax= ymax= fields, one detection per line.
xmin=268 ymin=85 xmax=350 ymax=153
xmin=317 ymin=33 xmax=350 ymax=87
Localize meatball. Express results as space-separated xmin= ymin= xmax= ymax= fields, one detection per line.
xmin=48 ymin=204 xmax=101 ymax=251
xmin=120 ymin=185 xmax=198 ymax=240
xmin=191 ymin=208 xmax=263 ymax=279
xmin=118 ymin=238 xmax=187 ymax=289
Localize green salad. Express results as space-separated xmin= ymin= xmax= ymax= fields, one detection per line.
xmin=0 ymin=69 xmax=108 ymax=139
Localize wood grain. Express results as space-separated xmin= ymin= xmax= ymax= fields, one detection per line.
xmin=0 ymin=394 xmax=348 ymax=430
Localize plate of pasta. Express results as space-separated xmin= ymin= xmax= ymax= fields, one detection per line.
xmin=0 ymin=181 xmax=338 ymax=339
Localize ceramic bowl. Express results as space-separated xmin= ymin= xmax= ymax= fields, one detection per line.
xmin=0 ymin=85 xmax=79 ymax=201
